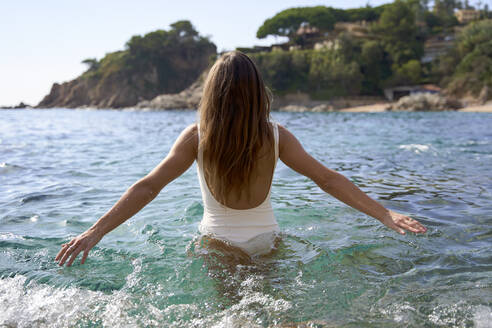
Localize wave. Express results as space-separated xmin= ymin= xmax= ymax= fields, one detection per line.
xmin=398 ymin=144 xmax=431 ymax=154
xmin=0 ymin=162 xmax=25 ymax=173
xmin=20 ymin=193 xmax=57 ymax=204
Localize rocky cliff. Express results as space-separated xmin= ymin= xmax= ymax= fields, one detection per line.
xmin=37 ymin=21 xmax=216 ymax=109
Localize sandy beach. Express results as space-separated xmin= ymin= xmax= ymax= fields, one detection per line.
xmin=336 ymin=102 xmax=492 ymax=113
xmin=338 ymin=103 xmax=389 ymax=112
xmin=458 ymin=102 xmax=492 ymax=112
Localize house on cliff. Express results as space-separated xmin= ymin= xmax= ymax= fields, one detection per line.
xmin=455 ymin=9 xmax=480 ymax=24
xmin=422 ymin=34 xmax=455 ymax=63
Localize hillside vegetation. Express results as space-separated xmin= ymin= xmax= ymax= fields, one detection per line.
xmin=439 ymin=19 xmax=492 ymax=98
xmin=248 ymin=0 xmax=491 ymax=101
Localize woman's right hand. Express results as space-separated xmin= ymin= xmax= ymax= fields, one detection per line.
xmin=55 ymin=228 xmax=103 ymax=267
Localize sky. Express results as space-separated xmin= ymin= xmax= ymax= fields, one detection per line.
xmin=1 ymin=0 xmax=399 ymax=106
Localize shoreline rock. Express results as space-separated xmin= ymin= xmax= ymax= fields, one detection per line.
xmin=387 ymin=93 xmax=462 ymax=111
xmin=134 ymin=78 xmax=387 ymax=112
xmin=0 ymin=102 xmax=32 ymax=109
xmin=274 ymin=95 xmax=386 ymax=112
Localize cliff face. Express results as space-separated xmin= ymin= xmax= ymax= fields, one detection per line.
xmin=38 ymin=57 xmax=212 ymax=108
xmin=38 ymin=72 xmax=152 ymax=108
xmin=37 ymin=21 xmax=216 ymax=109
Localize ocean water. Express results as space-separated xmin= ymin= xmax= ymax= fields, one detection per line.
xmin=1 ymin=109 xmax=491 ymax=328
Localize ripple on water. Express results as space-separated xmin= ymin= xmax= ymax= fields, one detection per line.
xmin=0 ymin=162 xmax=25 ymax=173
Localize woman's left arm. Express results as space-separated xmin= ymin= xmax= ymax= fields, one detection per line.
xmin=55 ymin=124 xmax=198 ymax=266
xmin=278 ymin=125 xmax=426 ymax=235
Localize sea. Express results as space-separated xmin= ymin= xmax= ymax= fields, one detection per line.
xmin=1 ymin=109 xmax=491 ymax=327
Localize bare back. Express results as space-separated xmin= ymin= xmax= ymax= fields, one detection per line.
xmin=199 ymin=123 xmax=278 ymax=210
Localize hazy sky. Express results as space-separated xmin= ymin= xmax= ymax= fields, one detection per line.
xmin=1 ymin=0 xmax=397 ymax=106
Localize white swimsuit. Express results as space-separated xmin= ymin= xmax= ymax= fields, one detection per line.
xmin=197 ymin=123 xmax=280 ymax=257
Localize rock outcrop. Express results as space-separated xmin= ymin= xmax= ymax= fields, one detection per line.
xmin=387 ymin=93 xmax=462 ymax=111
xmin=135 ymin=71 xmax=206 ymax=110
xmin=37 ymin=72 xmax=158 ymax=108
xmin=0 ymin=102 xmax=32 ymax=109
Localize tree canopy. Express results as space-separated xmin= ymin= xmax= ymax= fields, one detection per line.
xmin=256 ymin=5 xmax=387 ymax=39
xmin=125 ymin=20 xmax=208 ymax=61
xmin=372 ymin=0 xmax=423 ymax=68
xmin=81 ymin=58 xmax=99 ymax=71
xmin=256 ymin=7 xmax=336 ymax=39
xmin=441 ymin=19 xmax=492 ymax=96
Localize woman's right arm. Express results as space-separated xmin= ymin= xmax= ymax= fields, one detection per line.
xmin=278 ymin=125 xmax=426 ymax=235
xmin=55 ymin=124 xmax=198 ymax=266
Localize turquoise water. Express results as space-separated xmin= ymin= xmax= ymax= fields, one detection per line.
xmin=1 ymin=109 xmax=491 ymax=327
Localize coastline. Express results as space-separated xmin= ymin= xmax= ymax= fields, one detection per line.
xmin=3 ymin=101 xmax=492 ymax=113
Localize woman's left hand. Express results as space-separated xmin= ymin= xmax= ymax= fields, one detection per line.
xmin=380 ymin=210 xmax=427 ymax=235
xmin=55 ymin=228 xmax=103 ymax=266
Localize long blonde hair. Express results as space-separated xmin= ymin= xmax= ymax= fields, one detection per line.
xmin=199 ymin=51 xmax=272 ymax=205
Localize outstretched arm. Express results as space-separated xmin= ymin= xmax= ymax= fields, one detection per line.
xmin=278 ymin=125 xmax=426 ymax=235
xmin=55 ymin=124 xmax=198 ymax=266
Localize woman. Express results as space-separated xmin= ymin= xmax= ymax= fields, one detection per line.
xmin=55 ymin=51 xmax=426 ymax=267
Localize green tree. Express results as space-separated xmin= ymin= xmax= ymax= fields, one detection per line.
xmin=434 ymin=0 xmax=460 ymax=16
xmin=345 ymin=5 xmax=387 ymax=22
xmin=252 ymin=51 xmax=295 ymax=92
xmin=372 ymin=0 xmax=424 ymax=67
xmin=336 ymin=33 xmax=361 ymax=63
xmin=442 ymin=20 xmax=492 ymax=97
xmin=170 ymin=20 xmax=199 ymax=37
xmin=81 ymin=58 xmax=99 ymax=71
xmin=432 ymin=0 xmax=460 ymax=28
xmin=256 ymin=6 xmax=337 ymax=39
xmin=249 ymin=47 xmax=365 ymax=99
xmin=392 ymin=59 xmax=423 ymax=85
xmin=360 ymin=40 xmax=390 ymax=93
xmin=308 ymin=49 xmax=363 ymax=97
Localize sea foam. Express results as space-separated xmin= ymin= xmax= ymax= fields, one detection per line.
xmin=0 ymin=272 xmax=292 ymax=328
xmin=398 ymin=144 xmax=430 ymax=154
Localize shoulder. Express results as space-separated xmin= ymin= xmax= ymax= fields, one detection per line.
xmin=276 ymin=123 xmax=287 ymax=136
xmin=272 ymin=122 xmax=292 ymax=139
xmin=183 ymin=123 xmax=198 ymax=135
xmin=171 ymin=124 xmax=198 ymax=157
xmin=276 ymin=123 xmax=291 ymax=138
xmin=181 ymin=123 xmax=198 ymax=142
xmin=276 ymin=123 xmax=301 ymax=155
